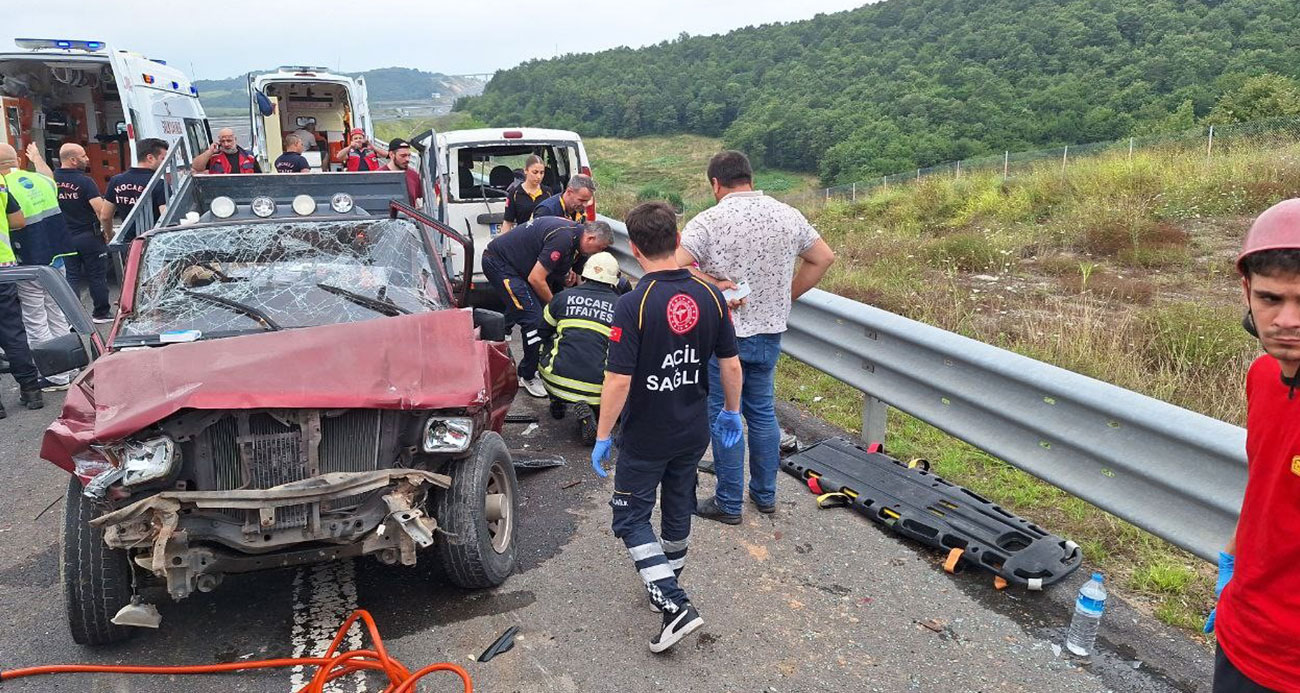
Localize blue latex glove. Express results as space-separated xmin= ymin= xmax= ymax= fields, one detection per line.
xmin=1204 ymin=551 xmax=1235 ymax=633
xmin=591 ymin=438 xmax=612 ymax=478
xmin=712 ymin=410 xmax=743 ymax=449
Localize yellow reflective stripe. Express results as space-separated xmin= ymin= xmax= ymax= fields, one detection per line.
xmin=556 ymin=317 xmax=610 ymax=337
xmin=543 ymin=303 xmax=557 ymax=326
xmin=637 ymin=280 xmax=657 ymax=330
xmin=503 ymin=280 xmax=523 ymax=310
xmin=691 ymin=277 xmax=725 ymax=319
xmin=539 ymin=368 xmax=603 ymax=394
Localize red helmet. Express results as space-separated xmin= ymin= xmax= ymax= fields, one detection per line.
xmin=1237 ymin=198 xmax=1300 ymax=275
xmin=348 ymin=128 xmax=365 ymax=138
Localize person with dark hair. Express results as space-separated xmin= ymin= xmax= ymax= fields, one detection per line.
xmin=678 ymin=150 xmax=836 ymax=524
xmin=103 ymin=138 xmax=170 ymax=241
xmin=384 ymin=138 xmax=422 ymax=207
xmin=591 ymin=200 xmax=743 ymax=653
xmin=481 ymin=216 xmax=614 ymax=397
xmin=502 ymin=154 xmax=548 ymax=233
xmin=533 ymin=173 xmax=595 ymax=223
xmin=1206 ymin=198 xmax=1300 ymax=692
xmin=275 ymin=135 xmax=311 ymax=173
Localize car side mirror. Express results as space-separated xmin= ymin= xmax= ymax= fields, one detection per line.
xmin=32 ymin=333 xmax=90 ymax=376
xmin=473 ymin=309 xmax=506 ymax=342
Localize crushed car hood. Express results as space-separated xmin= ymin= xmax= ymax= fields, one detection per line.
xmin=43 ymin=309 xmax=506 ymax=471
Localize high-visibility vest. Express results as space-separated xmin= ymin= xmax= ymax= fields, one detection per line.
xmin=0 ymin=181 xmax=16 ymax=264
xmin=3 ymin=169 xmax=71 ymax=265
xmin=344 ymin=148 xmax=381 ymax=172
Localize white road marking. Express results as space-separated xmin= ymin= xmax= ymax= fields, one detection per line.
xmin=289 ymin=560 xmax=366 ymax=692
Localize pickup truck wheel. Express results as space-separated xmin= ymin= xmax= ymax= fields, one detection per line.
xmin=61 ymin=476 xmax=136 ymax=645
xmin=434 ymin=431 xmax=517 ymax=588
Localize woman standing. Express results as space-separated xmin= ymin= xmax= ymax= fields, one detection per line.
xmin=501 ymin=155 xmax=548 ymax=233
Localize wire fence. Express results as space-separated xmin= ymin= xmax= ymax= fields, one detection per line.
xmin=779 ymin=115 xmax=1300 ymax=207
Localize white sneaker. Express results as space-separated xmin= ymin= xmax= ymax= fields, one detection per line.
xmin=519 ymin=376 xmax=547 ymax=398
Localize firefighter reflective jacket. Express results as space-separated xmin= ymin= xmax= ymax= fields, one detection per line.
xmin=538 ymin=280 xmax=620 ymax=404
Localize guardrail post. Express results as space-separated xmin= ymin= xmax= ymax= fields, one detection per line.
xmin=860 ymin=393 xmax=888 ymax=446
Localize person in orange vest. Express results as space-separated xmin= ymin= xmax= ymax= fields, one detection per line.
xmin=192 ymin=129 xmax=261 ymax=174
xmin=335 ymin=129 xmax=388 ymax=172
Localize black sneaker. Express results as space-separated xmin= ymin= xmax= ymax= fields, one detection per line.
xmin=749 ymin=496 xmax=777 ymax=514
xmin=694 ymin=496 xmax=741 ymax=525
xmin=92 ymin=314 xmax=114 ymax=324
xmin=549 ymin=399 xmax=566 ymax=420
xmin=0 ymin=399 xmax=7 ymax=419
xmin=649 ymin=602 xmax=703 ymax=653
xmin=19 ymin=388 xmax=44 ymax=410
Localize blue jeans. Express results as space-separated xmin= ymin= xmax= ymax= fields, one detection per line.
xmin=708 ymin=332 xmax=782 ymax=515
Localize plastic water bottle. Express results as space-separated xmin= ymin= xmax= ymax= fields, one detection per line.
xmin=1065 ymin=572 xmax=1107 ymax=656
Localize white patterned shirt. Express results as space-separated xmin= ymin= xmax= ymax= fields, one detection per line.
xmin=680 ymin=190 xmax=820 ymax=338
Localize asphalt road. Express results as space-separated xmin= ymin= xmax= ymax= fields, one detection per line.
xmin=0 ymin=361 xmax=1215 ymax=692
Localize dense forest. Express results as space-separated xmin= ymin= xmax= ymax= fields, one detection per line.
xmin=461 ymin=0 xmax=1300 ymax=184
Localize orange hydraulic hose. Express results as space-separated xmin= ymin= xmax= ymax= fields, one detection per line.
xmin=0 ymin=609 xmax=472 ymax=693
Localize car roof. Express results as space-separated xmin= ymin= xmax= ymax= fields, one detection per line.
xmin=439 ymin=128 xmax=582 ymax=145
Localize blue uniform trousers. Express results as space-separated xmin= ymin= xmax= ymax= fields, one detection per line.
xmin=610 ymin=447 xmax=701 ymax=614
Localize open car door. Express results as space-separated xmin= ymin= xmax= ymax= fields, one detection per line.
xmin=247 ymin=73 xmax=266 ymax=163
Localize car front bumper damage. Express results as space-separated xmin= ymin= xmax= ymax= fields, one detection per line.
xmin=90 ymin=469 xmax=451 ymax=600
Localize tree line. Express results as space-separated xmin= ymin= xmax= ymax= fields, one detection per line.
xmin=460 ymin=0 xmax=1300 ymax=184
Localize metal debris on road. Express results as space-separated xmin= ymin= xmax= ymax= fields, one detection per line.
xmin=505 ymin=414 xmax=540 ymax=424
xmin=512 ymin=452 xmax=566 ymax=469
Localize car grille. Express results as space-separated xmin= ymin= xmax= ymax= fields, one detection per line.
xmin=198 ymin=410 xmax=386 ymax=530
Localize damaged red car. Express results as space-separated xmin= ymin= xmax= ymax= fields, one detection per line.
xmin=32 ymin=170 xmax=519 ymax=645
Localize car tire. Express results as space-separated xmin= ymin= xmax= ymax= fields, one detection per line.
xmin=61 ymin=476 xmax=136 ymax=646
xmin=434 ymin=431 xmax=517 ymax=588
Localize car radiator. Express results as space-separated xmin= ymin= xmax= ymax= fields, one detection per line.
xmin=198 ymin=410 xmax=386 ymax=530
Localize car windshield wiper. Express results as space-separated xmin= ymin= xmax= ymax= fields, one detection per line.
xmin=180 ymin=290 xmax=282 ymax=331
xmin=316 ymin=282 xmax=410 ymax=317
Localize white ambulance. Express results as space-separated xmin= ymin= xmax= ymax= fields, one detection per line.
xmin=248 ymin=67 xmax=373 ymax=173
xmin=0 ymin=38 xmax=210 ymax=190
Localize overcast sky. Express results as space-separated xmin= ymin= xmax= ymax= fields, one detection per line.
xmin=4 ymin=1 xmax=872 ymax=80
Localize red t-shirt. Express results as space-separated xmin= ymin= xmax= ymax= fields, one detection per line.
xmin=1218 ymin=355 xmax=1300 ymax=690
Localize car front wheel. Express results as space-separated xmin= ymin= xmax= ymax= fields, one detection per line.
xmin=61 ymin=476 xmax=136 ymax=645
xmin=433 ymin=431 xmax=518 ymax=588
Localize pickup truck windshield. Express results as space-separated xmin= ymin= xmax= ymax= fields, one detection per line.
xmin=119 ymin=218 xmax=447 ymax=339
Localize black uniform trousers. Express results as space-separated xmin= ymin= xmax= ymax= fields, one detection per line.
xmin=610 ymin=446 xmax=701 ymax=614
xmin=0 ymin=282 xmax=39 ymax=390
xmin=63 ymin=232 xmax=110 ymax=319
xmin=482 ymin=252 xmax=545 ymax=380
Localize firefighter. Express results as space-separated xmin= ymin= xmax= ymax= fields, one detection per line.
xmin=537 ymin=251 xmax=621 ymax=441
xmin=481 ymin=216 xmax=613 ymax=397
xmin=192 ymin=129 xmax=262 ymax=174
xmin=591 ymin=201 xmax=743 ymax=653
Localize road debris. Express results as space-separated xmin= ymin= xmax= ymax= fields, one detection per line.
xmin=477 ymin=625 xmax=519 ymax=663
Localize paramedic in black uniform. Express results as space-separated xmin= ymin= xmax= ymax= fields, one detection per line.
xmin=481 ymin=216 xmax=613 ymax=397
xmin=591 ymin=201 xmax=744 ymax=653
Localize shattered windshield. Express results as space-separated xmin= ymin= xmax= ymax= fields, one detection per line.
xmin=120 ymin=219 xmax=448 ymax=338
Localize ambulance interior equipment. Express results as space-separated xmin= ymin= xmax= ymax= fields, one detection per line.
xmin=250 ymin=67 xmax=372 ymax=173
xmin=0 ymin=39 xmax=209 ymax=190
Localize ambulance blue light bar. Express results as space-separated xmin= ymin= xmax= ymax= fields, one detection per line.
xmin=14 ymin=38 xmax=105 ymax=52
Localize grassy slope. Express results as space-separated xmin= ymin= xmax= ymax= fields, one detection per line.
xmin=585 ymin=135 xmax=818 ymax=220
xmin=781 ymin=135 xmax=1300 ymax=634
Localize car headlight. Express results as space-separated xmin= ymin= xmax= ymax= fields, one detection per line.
xmin=422 ymin=417 xmax=472 ymax=453
xmin=330 ymin=193 xmax=355 ymax=214
xmin=210 ymin=196 xmax=237 ymax=218
xmin=117 ymin=437 xmax=178 ymax=486
xmin=251 ymin=196 xmax=277 ymax=218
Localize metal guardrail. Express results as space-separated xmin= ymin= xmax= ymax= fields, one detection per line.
xmin=599 ymin=215 xmax=1245 ymax=563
